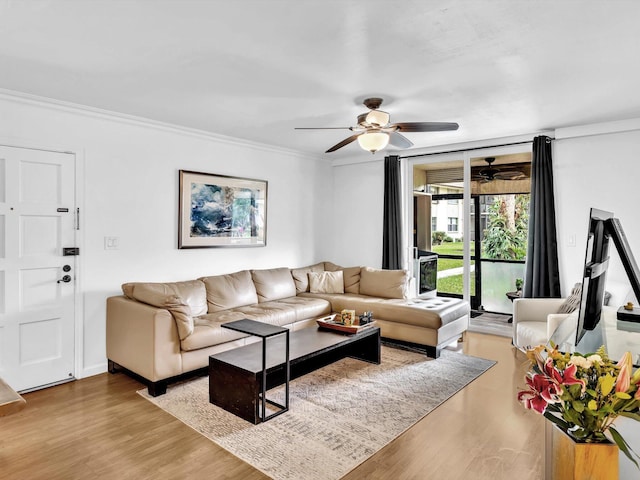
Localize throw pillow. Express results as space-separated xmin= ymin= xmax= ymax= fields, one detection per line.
xmin=557 ymin=282 xmax=583 ymax=314
xmin=291 ymin=262 xmax=325 ymax=293
xmin=308 ymin=271 xmax=345 ymax=294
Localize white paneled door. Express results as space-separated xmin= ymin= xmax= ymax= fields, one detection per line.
xmin=0 ymin=146 xmax=77 ymax=392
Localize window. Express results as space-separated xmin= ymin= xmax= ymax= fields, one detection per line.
xmin=431 ymin=217 xmax=437 ymax=232
xmin=447 ymin=217 xmax=458 ymax=232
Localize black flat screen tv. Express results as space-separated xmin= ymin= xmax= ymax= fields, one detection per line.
xmin=575 ymin=208 xmax=640 ymax=343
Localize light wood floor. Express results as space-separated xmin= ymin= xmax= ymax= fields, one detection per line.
xmin=0 ymin=332 xmax=544 ymax=480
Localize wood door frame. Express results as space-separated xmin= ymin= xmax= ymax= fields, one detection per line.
xmin=0 ymin=138 xmax=85 ymax=382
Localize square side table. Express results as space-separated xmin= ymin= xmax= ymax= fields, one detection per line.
xmin=221 ymin=319 xmax=290 ymax=422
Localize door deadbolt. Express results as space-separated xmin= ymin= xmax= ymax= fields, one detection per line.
xmin=57 ymin=275 xmax=72 ymax=284
xmin=63 ymin=265 xmax=71 ymax=272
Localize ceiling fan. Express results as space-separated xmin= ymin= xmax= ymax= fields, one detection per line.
xmin=472 ymin=157 xmax=529 ymax=182
xmin=295 ymin=97 xmax=459 ymax=154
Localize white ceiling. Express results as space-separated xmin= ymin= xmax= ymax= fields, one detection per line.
xmin=2 ymin=0 xmax=640 ymax=159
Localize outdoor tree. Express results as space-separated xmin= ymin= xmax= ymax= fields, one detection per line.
xmin=432 ymin=231 xmax=447 ymax=245
xmin=483 ymin=194 xmax=529 ymax=260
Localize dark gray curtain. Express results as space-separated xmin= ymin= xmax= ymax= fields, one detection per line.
xmin=523 ymin=136 xmax=561 ymax=298
xmin=382 ymin=155 xmax=402 ymax=270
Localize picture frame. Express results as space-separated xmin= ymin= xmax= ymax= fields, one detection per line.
xmin=178 ymin=170 xmax=267 ymax=248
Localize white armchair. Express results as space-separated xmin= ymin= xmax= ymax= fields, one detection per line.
xmin=512 ymin=280 xmax=636 ymax=351
xmin=512 ymin=297 xmax=571 ymax=350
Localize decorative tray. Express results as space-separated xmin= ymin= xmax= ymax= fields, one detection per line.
xmin=316 ymin=315 xmax=376 ymax=334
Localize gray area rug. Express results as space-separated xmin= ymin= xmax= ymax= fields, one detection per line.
xmin=139 ymin=345 xmax=495 ymax=480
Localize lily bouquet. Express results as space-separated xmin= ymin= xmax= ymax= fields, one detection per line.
xmin=518 ymin=344 xmax=640 ymax=466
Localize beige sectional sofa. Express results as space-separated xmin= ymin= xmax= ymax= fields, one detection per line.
xmin=106 ymin=262 xmax=469 ymax=395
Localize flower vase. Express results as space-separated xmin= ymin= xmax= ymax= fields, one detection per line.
xmin=551 ymin=425 xmax=618 ymax=480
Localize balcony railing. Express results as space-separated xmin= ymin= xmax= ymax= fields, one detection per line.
xmin=479 ymin=259 xmax=525 ymax=314
xmin=435 ymin=254 xmax=525 ymax=314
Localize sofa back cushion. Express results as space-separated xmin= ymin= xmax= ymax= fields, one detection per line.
xmin=252 ymin=267 xmax=297 ymax=302
xmin=200 ymin=270 xmax=258 ymax=313
xmin=341 ymin=266 xmax=361 ymax=294
xmin=291 ymin=262 xmax=325 ymax=293
xmin=121 ymin=281 xmax=204 ymax=340
xmin=359 ymin=267 xmax=410 ymax=299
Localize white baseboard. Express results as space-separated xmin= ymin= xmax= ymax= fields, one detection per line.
xmin=80 ymin=363 xmax=108 ymax=379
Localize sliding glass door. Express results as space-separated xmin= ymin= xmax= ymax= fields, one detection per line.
xmin=410 ymin=148 xmax=532 ymax=315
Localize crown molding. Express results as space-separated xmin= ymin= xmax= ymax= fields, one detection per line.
xmin=0 ymin=88 xmax=323 ymax=162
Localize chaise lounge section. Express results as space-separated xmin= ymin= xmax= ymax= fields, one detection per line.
xmin=106 ymin=262 xmax=469 ymax=395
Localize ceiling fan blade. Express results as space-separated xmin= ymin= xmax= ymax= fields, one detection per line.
xmin=326 ymin=134 xmax=361 ymax=153
xmin=389 ymin=132 xmax=413 ymax=149
xmin=494 ymin=171 xmax=527 ymax=180
xmin=295 ymin=127 xmax=352 ymax=130
xmin=393 ymin=122 xmax=459 ymax=132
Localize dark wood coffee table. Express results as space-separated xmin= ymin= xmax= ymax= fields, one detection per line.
xmin=209 ymin=324 xmax=380 ymax=424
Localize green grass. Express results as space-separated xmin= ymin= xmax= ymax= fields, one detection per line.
xmin=432 ymin=242 xmax=465 ymax=255
xmin=437 ymin=258 xmax=461 ymax=271
xmin=432 ymin=243 xmax=464 ymax=272
xmin=437 ymin=273 xmax=476 ymax=296
xmin=431 ymin=242 xmax=479 ymax=295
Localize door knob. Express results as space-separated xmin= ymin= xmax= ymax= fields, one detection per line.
xmin=57 ymin=275 xmax=72 ymax=284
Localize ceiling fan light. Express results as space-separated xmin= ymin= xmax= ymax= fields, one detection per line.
xmin=358 ymin=132 xmax=389 ymax=153
xmin=365 ymin=110 xmax=389 ymax=127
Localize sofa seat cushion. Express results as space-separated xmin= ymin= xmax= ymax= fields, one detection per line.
xmin=233 ymin=301 xmax=297 ymax=326
xmin=181 ymin=296 xmax=331 ymax=352
xmin=200 ymin=270 xmax=258 ymax=313
xmin=266 ymin=296 xmax=331 ymax=321
xmin=182 ymin=311 xmax=253 ymax=351
xmin=300 ymin=293 xmax=469 ymax=329
xmin=252 ymin=268 xmax=297 ymax=302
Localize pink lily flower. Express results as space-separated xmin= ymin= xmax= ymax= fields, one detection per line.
xmin=518 ymin=374 xmax=561 ymax=414
xmin=617 ymin=362 xmax=631 ymax=394
xmin=544 ymin=359 xmax=586 ymax=392
xmin=615 ymin=352 xmax=633 ymax=394
xmin=617 ymin=351 xmax=633 ymax=371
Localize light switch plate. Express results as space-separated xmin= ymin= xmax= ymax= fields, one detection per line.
xmin=104 ymin=236 xmax=119 ymax=250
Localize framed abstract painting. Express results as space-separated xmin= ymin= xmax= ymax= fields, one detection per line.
xmin=178 ymin=170 xmax=267 ymax=248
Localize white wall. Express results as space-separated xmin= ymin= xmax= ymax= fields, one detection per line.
xmin=0 ymin=95 xmax=333 ymax=378
xmin=554 ymin=127 xmax=640 ymax=294
xmin=330 ymin=158 xmax=385 ymax=268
